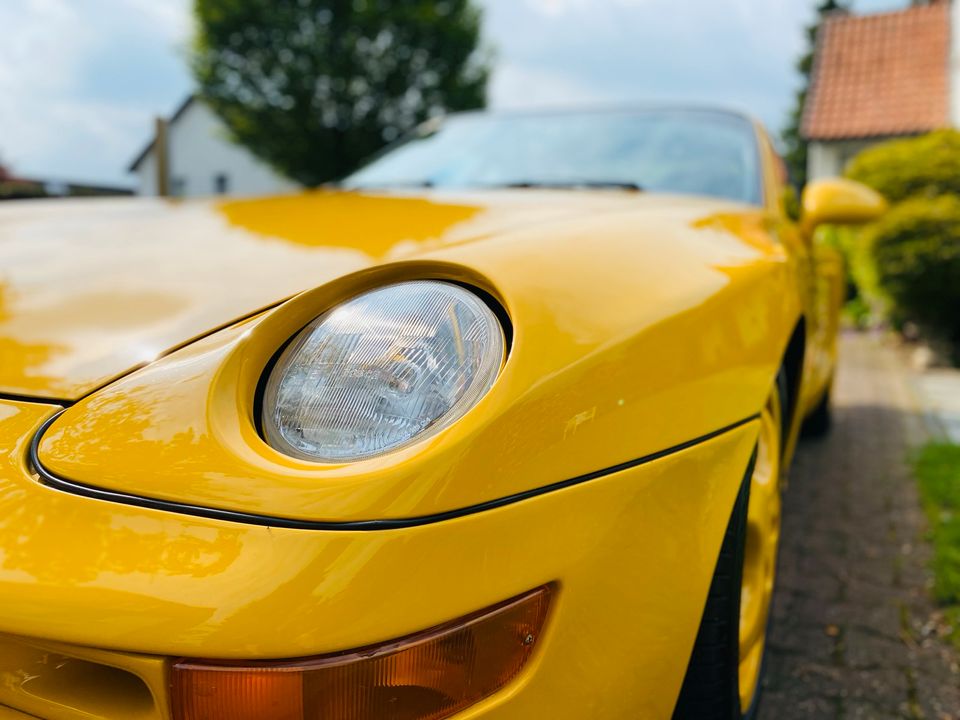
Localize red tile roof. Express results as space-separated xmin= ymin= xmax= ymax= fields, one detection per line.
xmin=802 ymin=3 xmax=950 ymax=141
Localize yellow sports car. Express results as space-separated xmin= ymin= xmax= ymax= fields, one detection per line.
xmin=0 ymin=108 xmax=883 ymax=720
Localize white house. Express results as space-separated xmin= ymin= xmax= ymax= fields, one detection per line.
xmin=803 ymin=0 xmax=959 ymax=180
xmin=128 ymin=95 xmax=299 ymax=197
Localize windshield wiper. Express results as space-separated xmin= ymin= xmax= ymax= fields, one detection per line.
xmin=494 ymin=180 xmax=643 ymax=192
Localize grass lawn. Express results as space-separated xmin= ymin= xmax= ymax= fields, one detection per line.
xmin=913 ymin=442 xmax=960 ymax=645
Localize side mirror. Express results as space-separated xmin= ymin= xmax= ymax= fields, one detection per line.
xmin=801 ymin=178 xmax=887 ymax=234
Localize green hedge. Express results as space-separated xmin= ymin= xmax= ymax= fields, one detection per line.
xmin=846 ymin=130 xmax=960 ymax=203
xmin=866 ymin=195 xmax=960 ymax=344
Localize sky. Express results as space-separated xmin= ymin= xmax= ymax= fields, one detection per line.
xmin=0 ymin=0 xmax=909 ymax=187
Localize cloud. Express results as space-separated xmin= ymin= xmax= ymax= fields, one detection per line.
xmin=481 ymin=0 xmax=817 ymax=131
xmin=0 ymin=0 xmax=192 ymax=185
xmin=490 ymin=63 xmax=611 ymax=109
xmin=123 ymin=0 xmax=193 ymax=37
xmin=524 ymin=0 xmax=653 ymax=16
xmin=0 ymin=0 xmax=903 ymax=185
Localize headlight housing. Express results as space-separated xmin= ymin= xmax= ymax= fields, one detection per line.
xmin=262 ymin=281 xmax=505 ymax=462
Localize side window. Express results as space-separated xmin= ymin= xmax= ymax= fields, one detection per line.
xmin=214 ymin=173 xmax=229 ymax=195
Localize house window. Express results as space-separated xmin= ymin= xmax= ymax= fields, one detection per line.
xmin=214 ymin=173 xmax=229 ymax=195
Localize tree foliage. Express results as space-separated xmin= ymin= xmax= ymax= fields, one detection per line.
xmin=193 ymin=0 xmax=490 ymax=186
xmin=845 ymin=130 xmax=960 ymax=204
xmin=782 ymin=0 xmax=849 ymax=187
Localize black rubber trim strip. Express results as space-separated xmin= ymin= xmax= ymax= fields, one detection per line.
xmin=0 ymin=392 xmax=73 ymax=408
xmin=0 ymin=702 xmax=44 ymax=720
xmin=29 ymin=411 xmax=761 ymax=532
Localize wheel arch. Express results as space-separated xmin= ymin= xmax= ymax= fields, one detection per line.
xmin=781 ymin=318 xmax=806 ymax=430
xmin=777 ymin=315 xmax=807 ymax=469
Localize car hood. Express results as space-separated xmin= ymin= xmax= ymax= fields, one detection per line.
xmin=33 ymin=186 xmax=803 ymax=524
xmin=0 ymin=189 xmax=645 ymax=400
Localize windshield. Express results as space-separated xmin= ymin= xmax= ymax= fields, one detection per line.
xmin=344 ymin=109 xmax=763 ymax=205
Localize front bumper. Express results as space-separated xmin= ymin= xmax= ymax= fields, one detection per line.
xmin=0 ymin=400 xmax=757 ymax=719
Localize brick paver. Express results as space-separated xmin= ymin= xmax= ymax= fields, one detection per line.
xmin=762 ymin=331 xmax=960 ymax=719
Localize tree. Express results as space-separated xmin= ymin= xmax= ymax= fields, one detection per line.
xmin=193 ymin=0 xmax=490 ymax=187
xmin=782 ymin=0 xmax=850 ymax=187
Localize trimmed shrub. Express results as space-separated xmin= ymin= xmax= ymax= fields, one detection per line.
xmin=846 ymin=130 xmax=960 ymax=203
xmin=867 ymin=196 xmax=960 ymax=346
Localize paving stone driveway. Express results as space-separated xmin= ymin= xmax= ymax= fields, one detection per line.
xmin=762 ymin=332 xmax=960 ymax=719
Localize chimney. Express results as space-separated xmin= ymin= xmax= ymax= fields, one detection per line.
xmin=154 ymin=116 xmax=169 ymax=197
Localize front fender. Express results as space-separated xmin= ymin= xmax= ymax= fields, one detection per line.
xmin=2 ymin=399 xmax=758 ymax=719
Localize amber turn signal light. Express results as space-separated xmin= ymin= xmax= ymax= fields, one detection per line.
xmin=170 ymin=585 xmax=552 ymax=720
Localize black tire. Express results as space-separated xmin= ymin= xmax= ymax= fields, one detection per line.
xmin=801 ymin=384 xmax=831 ymax=438
xmin=671 ymin=452 xmax=753 ymax=720
xmin=673 ymin=371 xmax=788 ymax=720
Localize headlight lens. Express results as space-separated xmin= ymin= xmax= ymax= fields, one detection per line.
xmin=262 ymin=281 xmax=505 ymax=462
